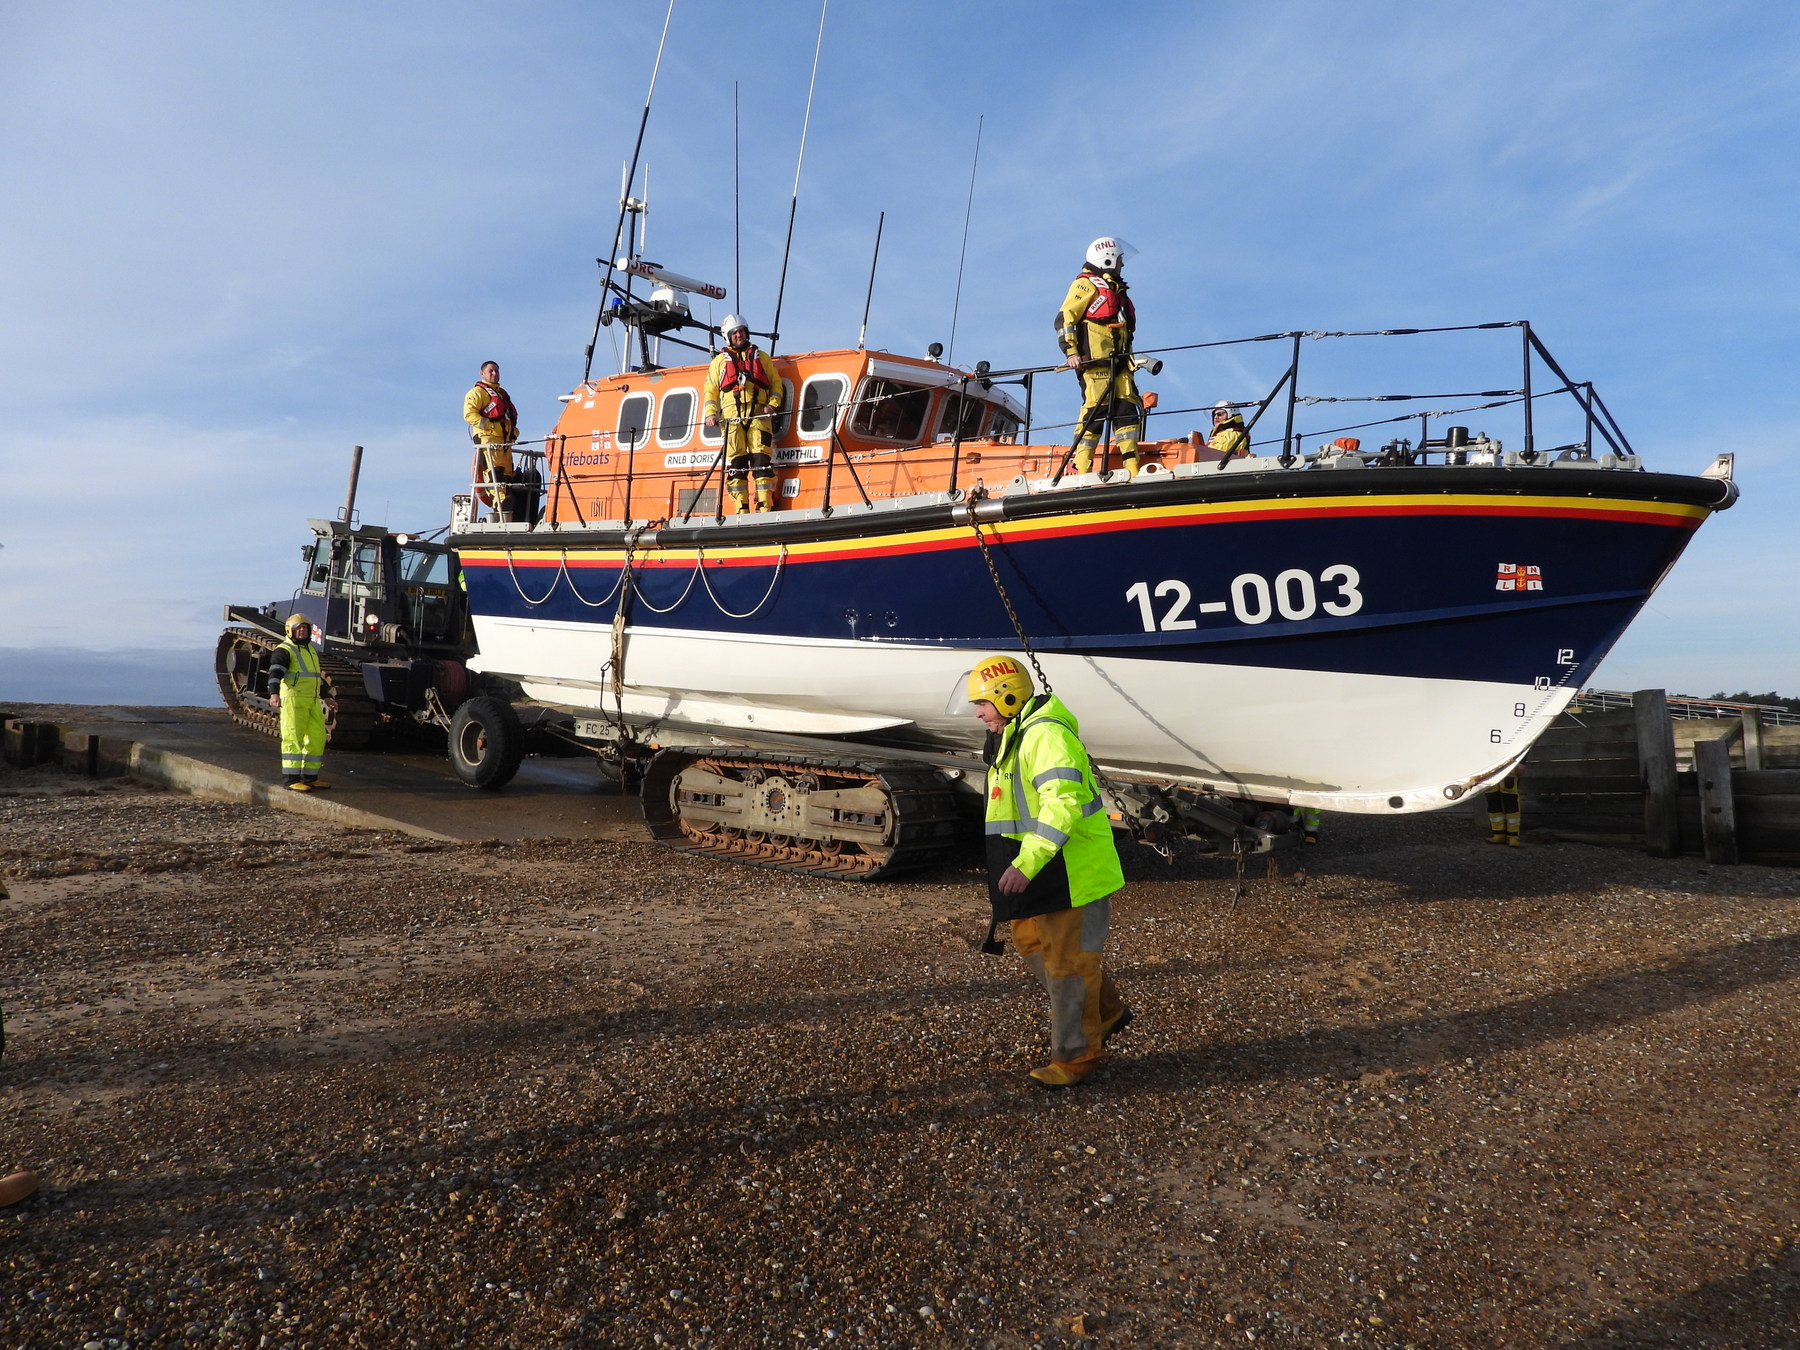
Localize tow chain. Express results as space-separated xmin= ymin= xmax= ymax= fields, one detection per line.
xmin=966 ymin=514 xmax=1170 ymax=859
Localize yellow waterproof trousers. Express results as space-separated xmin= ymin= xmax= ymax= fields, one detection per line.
xmin=1011 ymin=897 xmax=1124 ymax=1069
xmin=279 ymin=694 xmax=326 ymax=781
xmin=1073 ymin=361 xmax=1141 ymax=475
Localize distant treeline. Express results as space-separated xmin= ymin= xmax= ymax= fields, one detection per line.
xmin=1708 ymin=690 xmax=1800 ymax=714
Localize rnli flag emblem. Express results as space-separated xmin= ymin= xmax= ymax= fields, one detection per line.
xmin=1495 ymin=563 xmax=1544 ymax=592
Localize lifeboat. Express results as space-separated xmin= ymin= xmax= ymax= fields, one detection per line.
xmin=446 ymin=304 xmax=1736 ymax=875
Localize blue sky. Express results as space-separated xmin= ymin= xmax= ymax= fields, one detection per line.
xmin=2 ymin=0 xmax=1796 ymax=699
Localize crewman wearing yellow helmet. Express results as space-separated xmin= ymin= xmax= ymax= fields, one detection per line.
xmin=704 ymin=316 xmax=784 ymax=512
xmin=1056 ymin=236 xmax=1144 ymax=478
xmin=267 ymin=614 xmax=336 ymax=791
xmin=956 ymin=654 xmax=1131 ymax=1088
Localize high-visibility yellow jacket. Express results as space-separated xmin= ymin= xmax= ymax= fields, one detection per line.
xmin=1056 ymin=267 xmax=1136 ymax=362
xmin=985 ymin=694 xmax=1124 ymax=907
xmin=463 ymin=381 xmax=518 ymax=445
xmin=1209 ymin=414 xmax=1250 ymax=457
xmin=268 ymin=638 xmax=324 ymax=702
xmin=704 ymin=346 xmax=782 ymax=425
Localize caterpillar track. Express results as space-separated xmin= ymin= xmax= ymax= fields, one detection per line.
xmin=640 ymin=749 xmax=966 ymax=880
xmin=214 ymin=626 xmax=382 ymax=750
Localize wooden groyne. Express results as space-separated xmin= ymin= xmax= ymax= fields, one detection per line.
xmin=1523 ymin=690 xmax=1800 ymax=865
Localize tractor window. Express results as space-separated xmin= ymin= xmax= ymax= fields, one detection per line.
xmin=657 ymin=389 xmax=697 ymax=446
xmin=400 ymin=545 xmax=450 ymax=586
xmin=849 ymin=379 xmax=932 ymax=443
xmin=617 ymin=393 xmax=653 ymax=451
xmin=798 ymin=375 xmax=847 ymax=438
xmin=400 ymin=544 xmax=456 ymax=643
xmin=334 ymin=539 xmax=382 ymax=589
xmin=303 ymin=539 xmax=330 ymax=592
xmin=936 ymin=392 xmax=986 ymax=441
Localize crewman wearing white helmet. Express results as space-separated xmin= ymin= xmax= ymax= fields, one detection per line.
xmin=954 ymin=654 xmax=1131 ymax=1088
xmin=1208 ymin=399 xmax=1251 ymax=461
xmin=704 ymin=316 xmax=784 ymax=512
xmin=266 ymin=614 xmax=336 ymax=791
xmin=1055 ymin=237 xmax=1145 ymax=477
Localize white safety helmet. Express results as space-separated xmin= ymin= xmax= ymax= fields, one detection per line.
xmin=1214 ymin=400 xmax=1234 ymax=414
xmin=719 ymin=314 xmax=748 ymax=339
xmin=1085 ymin=237 xmax=1138 ymax=271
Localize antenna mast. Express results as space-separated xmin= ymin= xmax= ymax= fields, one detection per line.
xmin=581 ymin=0 xmax=677 ymax=382
xmin=733 ymin=81 xmax=742 ymax=324
xmin=946 ymin=114 xmax=984 ymax=367
xmin=769 ymin=0 xmax=828 ymax=356
xmin=858 ymin=211 xmax=884 ymax=350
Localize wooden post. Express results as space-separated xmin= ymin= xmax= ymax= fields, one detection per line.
xmin=1695 ymin=736 xmax=1739 ymax=865
xmin=1634 ymin=689 xmax=1680 ymax=857
xmin=1741 ymin=709 xmax=1765 ymax=771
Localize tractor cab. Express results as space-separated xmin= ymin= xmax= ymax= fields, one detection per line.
xmin=287 ymin=519 xmax=465 ymax=656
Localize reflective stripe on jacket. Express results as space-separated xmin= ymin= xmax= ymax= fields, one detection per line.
xmin=984 ymin=694 xmax=1125 ymax=907
xmin=269 ymin=639 xmax=323 ymax=702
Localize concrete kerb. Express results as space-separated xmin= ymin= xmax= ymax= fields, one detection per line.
xmin=127 ymin=741 xmax=459 ymax=843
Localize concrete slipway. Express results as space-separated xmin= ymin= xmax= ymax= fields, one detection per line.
xmin=1 ymin=703 xmax=647 ymax=843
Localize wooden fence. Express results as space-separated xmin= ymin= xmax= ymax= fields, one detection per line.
xmin=1521 ymin=689 xmax=1800 ymax=865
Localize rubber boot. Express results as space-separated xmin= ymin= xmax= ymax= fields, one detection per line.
xmin=728 ymin=485 xmax=750 ymax=514
xmin=1102 ymin=1006 xmax=1134 ymax=1044
xmin=756 ymin=481 xmax=775 ymax=512
xmin=305 ymin=779 xmax=330 ymax=791
xmin=1118 ymin=434 xmax=1140 ymax=479
xmin=0 ymin=1171 xmax=39 ymax=1208
xmin=1029 ymin=1061 xmax=1096 ymax=1090
xmin=1072 ymin=436 xmax=1098 ymax=475
xmin=287 ymin=780 xmax=313 ymax=793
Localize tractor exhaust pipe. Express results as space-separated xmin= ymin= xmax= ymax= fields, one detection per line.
xmin=341 ymin=445 xmax=363 ymax=524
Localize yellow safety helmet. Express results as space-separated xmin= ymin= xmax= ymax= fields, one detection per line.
xmin=964 ymin=654 xmax=1033 ymax=719
xmin=284 ymin=613 xmax=313 ymax=635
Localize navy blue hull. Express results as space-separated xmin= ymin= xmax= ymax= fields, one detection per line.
xmin=457 ymin=467 xmax=1725 ymax=691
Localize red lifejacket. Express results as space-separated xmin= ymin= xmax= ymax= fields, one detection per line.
xmin=478 ymin=381 xmax=516 ymax=424
xmin=1081 ymin=270 xmax=1135 ymax=329
xmin=717 ymin=346 xmax=772 ymax=394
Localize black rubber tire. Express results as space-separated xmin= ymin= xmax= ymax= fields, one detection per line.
xmin=448 ymin=696 xmax=524 ymax=790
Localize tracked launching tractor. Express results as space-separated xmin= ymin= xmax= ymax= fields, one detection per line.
xmin=214 ymin=447 xmax=530 ymax=789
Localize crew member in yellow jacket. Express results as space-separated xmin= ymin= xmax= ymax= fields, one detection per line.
xmin=704 ymin=316 xmax=784 ymax=512
xmin=958 ymin=654 xmax=1131 ymax=1088
xmin=463 ymin=361 xmax=519 ymax=520
xmin=1056 ymin=236 xmax=1143 ymax=477
xmin=267 ymin=614 xmax=335 ymax=792
xmin=1208 ymin=400 xmax=1252 ymax=461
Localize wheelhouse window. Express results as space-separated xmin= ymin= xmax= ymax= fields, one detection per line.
xmin=769 ymin=378 xmax=796 ymax=443
xmin=657 ymin=389 xmax=697 ymax=446
xmin=798 ymin=375 xmax=848 ymax=438
xmin=617 ymin=393 xmax=653 ymax=451
xmin=936 ymin=392 xmax=986 ymax=441
xmin=988 ymin=408 xmax=1021 ymax=441
xmin=849 ymin=378 xmax=932 ymax=443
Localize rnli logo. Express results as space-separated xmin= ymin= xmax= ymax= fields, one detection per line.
xmin=1495 ymin=563 xmax=1543 ymax=592
xmin=979 ymin=660 xmax=1021 ymax=682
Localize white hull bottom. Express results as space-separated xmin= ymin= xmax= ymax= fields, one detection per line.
xmin=470 ymin=617 xmax=1571 ymax=814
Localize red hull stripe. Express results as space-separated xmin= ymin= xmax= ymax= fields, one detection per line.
xmin=462 ymin=494 xmax=1705 ymax=570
